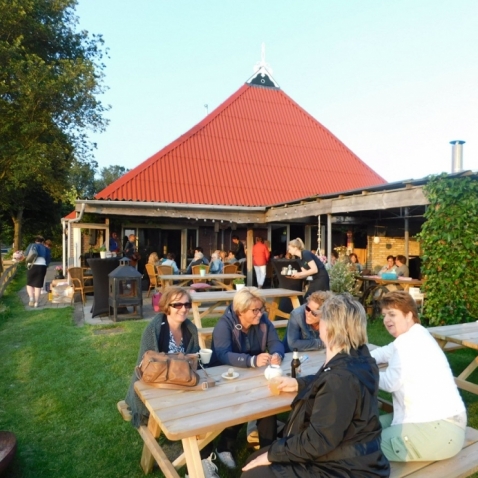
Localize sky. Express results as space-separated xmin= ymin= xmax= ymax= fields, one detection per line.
xmin=75 ymin=1 xmax=478 ymax=183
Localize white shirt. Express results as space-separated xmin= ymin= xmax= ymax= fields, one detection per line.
xmin=371 ymin=324 xmax=466 ymax=426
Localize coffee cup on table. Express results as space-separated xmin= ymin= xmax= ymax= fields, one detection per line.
xmin=199 ymin=348 xmax=213 ymax=364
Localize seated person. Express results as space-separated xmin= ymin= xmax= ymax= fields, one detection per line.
xmin=147 ymin=251 xmax=160 ymax=266
xmin=211 ymin=287 xmax=284 ymax=469
xmin=226 ymin=250 xmax=237 ymax=264
xmin=186 ymin=250 xmax=208 ymax=274
xmin=394 ymin=254 xmax=409 ymax=277
xmin=161 ymin=252 xmax=180 ymax=274
xmin=349 ymin=252 xmax=363 ymax=273
xmin=379 ymin=255 xmax=396 ymax=275
xmin=241 ymin=294 xmax=390 ymax=478
xmin=371 ymin=291 xmax=466 ymax=462
xmin=286 ymin=291 xmax=334 ymax=352
xmin=209 ymin=251 xmax=223 ymax=274
xmin=124 ymin=287 xmax=199 ymax=427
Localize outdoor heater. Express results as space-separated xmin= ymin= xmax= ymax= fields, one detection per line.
xmin=108 ymin=258 xmax=143 ymax=322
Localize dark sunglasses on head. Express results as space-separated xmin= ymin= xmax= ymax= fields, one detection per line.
xmin=170 ymin=302 xmax=192 ymax=310
xmin=305 ymin=305 xmax=320 ymax=317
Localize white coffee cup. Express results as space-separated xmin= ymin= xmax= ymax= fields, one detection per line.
xmin=199 ymin=348 xmax=213 ymax=364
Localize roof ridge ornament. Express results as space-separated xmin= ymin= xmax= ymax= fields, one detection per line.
xmin=247 ymin=43 xmax=280 ymax=88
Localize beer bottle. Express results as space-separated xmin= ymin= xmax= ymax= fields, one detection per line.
xmin=291 ymin=348 xmax=301 ymax=378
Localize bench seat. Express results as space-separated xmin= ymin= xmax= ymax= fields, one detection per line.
xmin=389 ymin=426 xmax=478 ymax=478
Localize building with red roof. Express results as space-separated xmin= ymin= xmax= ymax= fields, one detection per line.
xmin=65 ymin=62 xmax=394 ymax=274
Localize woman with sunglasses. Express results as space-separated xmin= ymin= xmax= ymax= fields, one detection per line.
xmin=286 ymin=291 xmax=334 ymax=352
xmin=210 ymin=287 xmax=285 ymax=470
xmin=124 ymin=286 xmax=199 ymax=427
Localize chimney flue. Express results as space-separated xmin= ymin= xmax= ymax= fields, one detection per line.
xmin=450 ymin=140 xmax=465 ymax=173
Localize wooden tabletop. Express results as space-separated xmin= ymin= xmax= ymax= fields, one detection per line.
xmin=189 ymin=288 xmax=303 ymax=302
xmin=134 ymin=350 xmax=326 ymax=441
xmin=428 ymin=321 xmax=478 ymax=352
xmin=158 ymin=273 xmax=245 ymax=281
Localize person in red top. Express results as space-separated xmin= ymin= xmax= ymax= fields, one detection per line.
xmin=252 ymin=236 xmax=270 ymax=289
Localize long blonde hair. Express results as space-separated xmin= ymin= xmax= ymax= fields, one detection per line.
xmin=148 ymin=252 xmax=159 ymax=264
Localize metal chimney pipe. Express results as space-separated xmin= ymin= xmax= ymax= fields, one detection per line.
xmin=450 ymin=140 xmax=465 ymax=173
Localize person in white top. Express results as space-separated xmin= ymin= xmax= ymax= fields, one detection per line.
xmin=371 ymin=291 xmax=466 ymax=462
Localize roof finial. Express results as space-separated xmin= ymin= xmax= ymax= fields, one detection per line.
xmin=253 ymin=42 xmax=273 ymax=75
xmin=247 ymin=43 xmax=279 ymax=88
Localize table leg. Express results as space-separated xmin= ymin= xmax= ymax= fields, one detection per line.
xmin=290 ymin=295 xmax=301 ymax=309
xmin=172 ymin=430 xmax=222 ymax=469
xmin=182 ymin=436 xmax=205 ymax=478
xmin=138 ymin=419 xmax=180 ymax=477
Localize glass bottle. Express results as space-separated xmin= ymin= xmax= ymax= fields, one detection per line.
xmin=291 ymin=348 xmax=301 ymax=378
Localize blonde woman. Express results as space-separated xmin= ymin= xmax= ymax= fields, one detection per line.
xmin=148 ymin=252 xmax=160 ymax=266
xmin=211 ymin=287 xmax=285 ymax=468
xmin=287 ymin=238 xmax=329 ymax=299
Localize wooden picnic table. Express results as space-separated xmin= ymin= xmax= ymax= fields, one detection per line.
xmin=360 ymin=275 xmax=423 ymax=292
xmin=134 ymin=349 xmax=326 ymax=478
xmin=157 ymin=273 xmax=245 ymax=291
xmin=190 ymin=288 xmax=302 ymax=348
xmin=428 ymin=321 xmax=478 ymax=396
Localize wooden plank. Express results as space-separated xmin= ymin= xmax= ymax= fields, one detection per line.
xmin=138 ymin=425 xmax=180 ymax=478
xmin=389 ymin=427 xmax=478 ymax=478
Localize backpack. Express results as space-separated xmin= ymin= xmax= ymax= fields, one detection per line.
xmin=25 ymin=243 xmax=39 ymax=267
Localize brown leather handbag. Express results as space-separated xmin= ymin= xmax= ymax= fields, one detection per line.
xmin=135 ymin=351 xmax=200 ymax=388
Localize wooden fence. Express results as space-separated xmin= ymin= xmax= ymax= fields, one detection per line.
xmin=0 ymin=262 xmax=18 ymax=299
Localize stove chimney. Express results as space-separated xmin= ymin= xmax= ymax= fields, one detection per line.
xmin=450 ymin=140 xmax=465 ymax=173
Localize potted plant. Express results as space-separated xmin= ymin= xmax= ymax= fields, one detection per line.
xmin=233 ymin=278 xmax=245 ymax=290
xmin=99 ymin=245 xmax=107 ymax=259
xmin=198 ymin=264 xmax=207 ymax=277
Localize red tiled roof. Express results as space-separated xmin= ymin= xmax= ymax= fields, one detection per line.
xmin=96 ymin=83 xmax=386 ymax=206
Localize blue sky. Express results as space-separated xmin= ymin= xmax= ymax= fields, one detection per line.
xmin=76 ymin=1 xmax=478 ymax=182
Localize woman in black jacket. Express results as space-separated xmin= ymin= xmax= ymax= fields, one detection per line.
xmin=242 ymin=294 xmax=390 ymax=478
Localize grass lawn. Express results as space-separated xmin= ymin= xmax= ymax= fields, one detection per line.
xmin=1 ymin=271 xmax=478 ymax=477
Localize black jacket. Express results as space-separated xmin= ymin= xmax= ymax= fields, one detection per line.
xmin=268 ymin=345 xmax=390 ymax=478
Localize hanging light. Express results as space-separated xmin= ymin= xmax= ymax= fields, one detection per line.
xmin=373 ymin=225 xmax=380 ymax=244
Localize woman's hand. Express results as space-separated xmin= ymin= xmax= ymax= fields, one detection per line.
xmin=242 ymin=452 xmax=271 ymax=471
xmin=271 ymin=376 xmax=299 ymax=393
xmin=256 ymin=353 xmax=272 ymax=367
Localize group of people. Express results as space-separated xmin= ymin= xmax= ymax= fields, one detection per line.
xmin=379 ymin=254 xmax=409 ymax=277
xmin=124 ymin=274 xmax=465 ymax=477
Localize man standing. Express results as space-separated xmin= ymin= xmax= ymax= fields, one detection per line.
xmin=232 ymin=235 xmax=245 ymax=262
xmin=109 ymin=232 xmax=120 ymax=253
xmin=252 ymin=237 xmax=270 ymax=289
xmin=124 ymin=234 xmax=139 ymax=267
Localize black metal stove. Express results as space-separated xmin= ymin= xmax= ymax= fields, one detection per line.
xmin=108 ymin=258 xmax=143 ymax=321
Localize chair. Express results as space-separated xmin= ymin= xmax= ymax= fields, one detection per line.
xmin=145 ymin=263 xmax=159 ymax=297
xmin=191 ymin=265 xmax=210 ymax=284
xmin=156 ymin=265 xmax=174 ymax=291
xmin=68 ymin=267 xmax=94 ymax=304
xmin=222 ymin=263 xmax=238 ymax=287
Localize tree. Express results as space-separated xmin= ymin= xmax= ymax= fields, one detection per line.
xmin=94 ymin=165 xmax=129 ymax=194
xmin=0 ymin=0 xmax=108 ymax=252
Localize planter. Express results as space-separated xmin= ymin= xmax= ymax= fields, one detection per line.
xmin=54 ymin=273 xmax=65 ymax=280
xmin=235 ymin=283 xmax=245 ymax=290
xmin=100 ymin=251 xmax=107 ymax=259
xmin=199 ymin=269 xmax=206 ymax=277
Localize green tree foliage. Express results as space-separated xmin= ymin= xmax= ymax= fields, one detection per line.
xmin=94 ymin=165 xmax=129 ymax=194
xmin=328 ymin=260 xmax=356 ymax=294
xmin=0 ymin=0 xmax=108 ymax=250
xmin=419 ymin=174 xmax=478 ymax=324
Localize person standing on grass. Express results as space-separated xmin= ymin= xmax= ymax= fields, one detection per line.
xmin=25 ymin=236 xmax=51 ymax=308
xmin=252 ymin=237 xmax=270 ymax=289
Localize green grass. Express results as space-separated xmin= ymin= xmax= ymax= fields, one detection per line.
xmin=1 ymin=276 xmax=478 ymax=477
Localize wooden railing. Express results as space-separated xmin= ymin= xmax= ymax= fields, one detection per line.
xmin=0 ymin=262 xmax=18 ymax=299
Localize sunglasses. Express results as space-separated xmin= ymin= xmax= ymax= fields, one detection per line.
xmin=305 ymin=305 xmax=320 ymax=317
xmin=170 ymin=302 xmax=192 ymax=310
